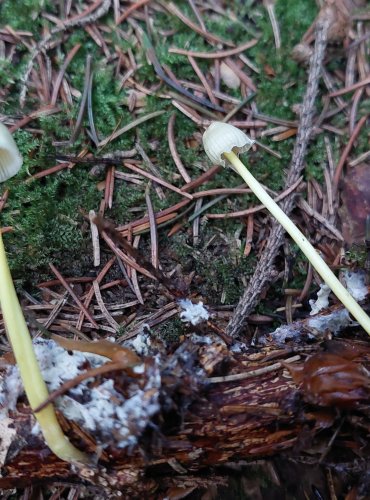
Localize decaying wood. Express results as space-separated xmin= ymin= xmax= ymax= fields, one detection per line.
xmin=1 ymin=322 xmax=369 ymax=496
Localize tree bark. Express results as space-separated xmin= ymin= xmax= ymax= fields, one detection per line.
xmin=0 ymin=325 xmax=369 ymax=497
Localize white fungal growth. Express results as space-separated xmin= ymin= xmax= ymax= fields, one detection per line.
xmin=267 ymin=324 xmax=315 ymax=344
xmin=309 ymin=284 xmax=331 ymax=315
xmin=343 ymin=270 xmax=368 ymax=302
xmin=265 ymin=309 xmax=355 ymax=345
xmin=179 ymin=299 xmax=209 ymax=325
xmin=0 ymin=339 xmax=161 ymax=449
xmin=308 ymin=308 xmax=354 ymax=333
xmin=124 ymin=326 xmax=152 ymax=356
xmin=309 ymin=271 xmax=368 ymax=317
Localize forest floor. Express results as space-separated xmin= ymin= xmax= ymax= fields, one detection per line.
xmin=0 ymin=0 xmax=369 ymax=498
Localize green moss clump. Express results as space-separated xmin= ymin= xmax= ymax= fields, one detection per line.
xmin=0 ymin=0 xmax=54 ymax=32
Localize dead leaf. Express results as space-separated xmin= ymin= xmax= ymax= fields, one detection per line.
xmin=263 ymin=64 xmax=276 ymax=78
xmin=339 ymin=164 xmax=370 ymax=245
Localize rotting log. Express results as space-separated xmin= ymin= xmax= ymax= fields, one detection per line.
xmin=0 ymin=326 xmax=369 ymax=497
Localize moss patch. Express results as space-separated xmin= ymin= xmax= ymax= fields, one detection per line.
xmin=0 ymin=0 xmax=325 ymax=300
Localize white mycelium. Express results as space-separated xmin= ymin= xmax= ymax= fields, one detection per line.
xmin=0 ymin=339 xmax=161 ymax=449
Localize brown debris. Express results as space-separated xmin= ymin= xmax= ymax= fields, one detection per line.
xmin=1 ymin=0 xmax=370 ymax=496
xmin=339 ymin=164 xmax=370 ymax=245
xmin=0 ymin=335 xmax=369 ymax=495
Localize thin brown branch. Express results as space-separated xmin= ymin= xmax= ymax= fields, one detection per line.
xmin=167 ymin=113 xmax=192 ymax=183
xmin=169 ymin=39 xmax=258 ymax=59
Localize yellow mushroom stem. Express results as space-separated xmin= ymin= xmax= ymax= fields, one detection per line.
xmin=0 ymin=232 xmax=89 ymax=463
xmin=223 ymin=151 xmax=370 ymax=336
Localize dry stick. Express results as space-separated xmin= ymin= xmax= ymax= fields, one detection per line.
xmin=169 ymin=39 xmax=258 ymax=59
xmin=93 ymin=281 xmax=120 ymax=330
xmin=67 ymin=54 xmax=92 ymax=143
xmin=187 ymin=0 xmax=206 ymax=31
xmin=244 ymin=214 xmax=254 ymax=257
xmin=43 ymin=292 xmax=68 ymax=331
xmin=167 ymin=113 xmax=192 ymax=183
xmin=98 ymin=110 xmax=165 ymax=147
xmin=104 ymin=165 xmax=115 ymax=210
xmin=227 ymin=18 xmax=329 ymax=337
xmin=96 ymin=216 xmax=187 ymax=297
xmin=116 ymin=199 xmax=191 ymax=231
xmin=209 ymin=355 xmax=301 ymax=384
xmin=0 ymin=189 xmax=9 ymax=212
xmin=332 ymin=114 xmax=368 ymax=194
xmin=87 ymin=70 xmax=100 ymax=146
xmin=19 ymin=0 xmax=111 ymax=106
xmin=160 ymin=1 xmax=234 ymax=47
xmin=89 ymin=210 xmax=100 ymax=266
xmin=136 ymin=141 xmax=166 ymax=200
xmin=116 ymin=0 xmax=151 ymax=24
xmin=206 ymin=176 xmax=302 ymax=219
xmin=188 ymin=55 xmax=218 ymax=105
xmin=167 ymin=90 xmax=219 ymax=120
xmin=297 ymin=198 xmax=343 ymax=241
xmin=50 ymin=43 xmax=81 ymax=105
xmin=33 ymin=361 xmax=127 ymax=413
xmin=263 ymin=0 xmax=281 ymax=50
xmin=140 ymin=29 xmax=224 ymax=113
xmin=116 ymin=253 xmax=140 ymax=302
xmin=38 ymin=276 xmax=94 ymax=288
xmin=130 ymin=234 xmax=144 ymax=304
xmin=49 ymin=263 xmax=99 ymax=329
xmin=192 ymin=198 xmax=203 ymax=246
xmin=145 ymin=185 xmax=159 ymax=269
xmin=9 ymin=105 xmax=60 ymax=133
xmin=224 ymin=57 xmax=256 ymax=92
xmin=76 ymin=257 xmax=116 ymax=330
xmin=26 ymin=148 xmax=89 ymax=182
xmin=328 ymin=74 xmax=370 ymax=97
xmin=102 ymin=231 xmax=155 ymax=280
xmin=349 ymin=87 xmax=363 ymax=134
xmin=181 ymin=165 xmax=221 ymax=192
xmin=124 ymin=162 xmax=193 ymax=200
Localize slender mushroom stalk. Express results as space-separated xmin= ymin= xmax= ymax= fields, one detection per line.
xmin=0 ymin=233 xmax=89 ymax=463
xmin=203 ymin=122 xmax=370 ymax=335
xmin=0 ymin=122 xmax=89 ymax=463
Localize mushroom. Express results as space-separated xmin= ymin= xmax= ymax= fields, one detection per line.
xmin=202 ymin=121 xmax=370 ymax=335
xmin=0 ymin=123 xmax=23 ymax=182
xmin=0 ymin=216 xmax=88 ymax=460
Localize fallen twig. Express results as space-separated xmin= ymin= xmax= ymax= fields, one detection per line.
xmin=19 ymin=0 xmax=112 ymax=106
xmin=227 ymin=16 xmax=330 ymax=337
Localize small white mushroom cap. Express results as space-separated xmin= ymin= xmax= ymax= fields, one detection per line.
xmin=202 ymin=121 xmax=255 ymax=167
xmin=0 ymin=123 xmax=23 ymax=182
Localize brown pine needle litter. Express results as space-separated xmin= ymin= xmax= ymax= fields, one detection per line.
xmin=1 ymin=0 xmax=370 ymax=497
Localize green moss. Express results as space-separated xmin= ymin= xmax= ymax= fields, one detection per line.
xmin=2 ymin=167 xmax=101 ymax=280
xmin=345 ymin=245 xmax=367 ymax=268
xmin=0 ymin=0 xmax=54 ymax=32
xmin=168 ymin=230 xmax=256 ymax=304
xmin=153 ymin=317 xmax=184 ymax=343
xmin=0 ymin=0 xmax=331 ymax=306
